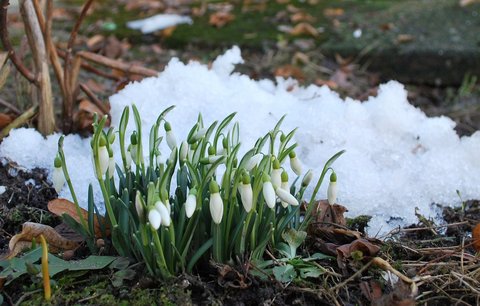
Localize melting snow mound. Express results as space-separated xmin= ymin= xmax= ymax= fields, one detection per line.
xmin=2 ymin=46 xmax=480 ymax=235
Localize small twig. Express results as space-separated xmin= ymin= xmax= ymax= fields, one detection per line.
xmin=56 ymin=48 xmax=121 ymax=81
xmin=0 ymin=105 xmax=38 ymax=139
xmin=13 ymin=289 xmax=42 ymax=306
xmin=0 ymin=0 xmax=36 ymax=83
xmin=79 ymin=83 xmax=109 ymax=114
xmin=0 ymin=97 xmax=21 ymax=115
xmin=67 ymin=0 xmax=94 ymax=51
xmin=330 ymin=260 xmax=373 ymax=292
xmin=77 ymin=50 xmax=158 ymax=77
xmin=451 ymin=271 xmax=480 ymax=295
xmin=62 ymin=0 xmax=94 ymax=133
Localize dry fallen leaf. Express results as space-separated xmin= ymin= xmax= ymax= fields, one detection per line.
xmin=209 ymin=11 xmax=235 ymax=28
xmin=6 ymin=222 xmax=79 ymax=259
xmin=473 ymin=223 xmax=480 ymax=251
xmin=288 ymin=22 xmax=320 ymax=37
xmin=274 ymin=64 xmax=305 ymax=81
xmin=396 ymin=34 xmax=414 ymax=44
xmin=48 ymin=198 xmax=110 ymax=238
xmin=459 ymin=0 xmax=480 ymax=6
xmin=290 ymin=12 xmax=315 ymax=23
xmin=323 ymin=8 xmax=344 ymax=18
xmin=0 ymin=113 xmax=13 ymax=129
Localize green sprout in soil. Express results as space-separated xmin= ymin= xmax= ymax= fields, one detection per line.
xmin=55 ymin=105 xmax=344 ymax=279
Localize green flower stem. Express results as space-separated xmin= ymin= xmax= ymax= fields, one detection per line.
xmin=151 ymin=227 xmax=171 ymax=278
xmin=57 ymin=137 xmax=88 ymax=234
xmin=213 ymin=223 xmax=223 ymax=262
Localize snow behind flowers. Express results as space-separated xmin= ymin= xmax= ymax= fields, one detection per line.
xmin=2 ymin=46 xmax=480 ymax=234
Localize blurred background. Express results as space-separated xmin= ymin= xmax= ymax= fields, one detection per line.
xmin=1 ymin=0 xmax=480 ymax=136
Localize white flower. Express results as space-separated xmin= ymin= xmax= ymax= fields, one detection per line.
xmin=179 ymin=141 xmax=188 ymax=163
xmin=271 ymin=168 xmax=282 ymax=189
xmin=97 ymin=144 xmax=109 ymax=177
xmin=185 ymin=191 xmax=197 ymax=218
xmin=135 ymin=191 xmax=145 ymax=222
xmin=52 ymin=165 xmax=65 ymax=193
xmin=289 ymin=151 xmax=302 ymax=176
xmin=280 ymin=170 xmax=289 ymax=208
xmin=108 ymin=156 xmax=115 ymax=179
xmin=126 ymin=146 xmax=132 ymax=169
xmin=262 ymin=174 xmax=276 ymax=209
xmin=275 ymin=188 xmax=299 ymax=206
xmin=327 ymin=172 xmax=337 ymax=205
xmin=165 ymin=122 xmax=177 ymax=150
xmin=148 ymin=208 xmax=161 ymax=230
xmin=239 ymin=182 xmax=253 ymax=213
xmin=302 ymin=169 xmax=313 ymax=187
xmin=245 ymin=153 xmax=263 ymax=171
xmin=209 ymin=181 xmax=223 ymax=224
xmin=129 ymin=144 xmax=137 ymax=165
xmin=155 ymin=201 xmax=171 ymax=227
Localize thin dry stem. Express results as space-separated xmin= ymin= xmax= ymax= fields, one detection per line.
xmin=77 ymin=51 xmax=158 ymax=77
xmin=20 ymin=0 xmax=55 ymax=135
xmin=0 ymin=0 xmax=36 ymax=83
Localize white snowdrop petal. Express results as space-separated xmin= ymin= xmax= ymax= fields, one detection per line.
xmin=263 ymin=181 xmax=276 ymax=208
xmin=209 ymin=192 xmax=224 ymax=224
xmin=327 ymin=181 xmax=337 ymax=205
xmin=239 ymin=183 xmax=253 ymax=212
xmin=148 ymin=209 xmax=161 ymax=230
xmin=185 ymin=194 xmax=196 ymax=218
xmin=276 ymin=188 xmax=299 ymax=206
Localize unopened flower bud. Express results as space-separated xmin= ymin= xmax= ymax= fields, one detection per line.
xmin=209 ymin=180 xmax=223 ymax=224
xmin=289 ymin=151 xmax=302 ymax=176
xmin=301 ymin=169 xmax=313 ymax=187
xmin=327 ymin=171 xmax=337 ymax=205
xmin=271 ymin=158 xmax=282 ymax=189
xmin=165 ymin=122 xmax=177 ymax=150
xmin=155 ymin=201 xmax=171 ymax=227
xmin=179 ymin=141 xmax=188 ymax=163
xmin=148 ymin=208 xmax=161 ymax=230
xmin=245 ymin=153 xmax=262 ymax=171
xmin=262 ymin=173 xmax=276 ymax=209
xmin=239 ymin=173 xmax=253 ymax=212
xmin=52 ymin=156 xmax=65 ymax=193
xmin=135 ymin=191 xmax=145 ymax=222
xmin=185 ymin=189 xmax=197 ymax=218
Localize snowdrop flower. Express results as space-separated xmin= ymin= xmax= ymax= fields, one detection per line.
xmin=52 ymin=156 xmax=65 ymax=193
xmin=165 ymin=122 xmax=177 ymax=150
xmin=179 ymin=141 xmax=188 ymax=164
xmin=148 ymin=208 xmax=161 ymax=230
xmin=301 ymin=169 xmax=313 ymax=187
xmin=126 ymin=145 xmax=132 ymax=169
xmin=245 ymin=153 xmax=263 ymax=171
xmin=135 ymin=191 xmax=145 ymax=222
xmin=155 ymin=201 xmax=171 ymax=227
xmin=184 ymin=188 xmax=197 ymax=218
xmin=188 ymin=141 xmax=198 ymax=162
xmin=97 ymin=137 xmax=109 ymax=177
xmin=271 ymin=157 xmax=282 ymax=189
xmin=190 ymin=127 xmax=207 ymax=143
xmin=327 ymin=171 xmax=337 ymax=205
xmin=275 ymin=188 xmax=299 ymax=206
xmin=289 ymin=151 xmax=302 ymax=176
xmin=239 ymin=173 xmax=253 ymax=213
xmin=107 ymin=148 xmax=115 ymax=179
xmin=262 ymin=173 xmax=276 ymax=209
xmin=209 ymin=180 xmax=224 ymax=224
xmin=280 ymin=170 xmax=289 ymax=208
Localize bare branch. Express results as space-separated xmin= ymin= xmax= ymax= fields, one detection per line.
xmin=0 ymin=0 xmax=36 ymax=83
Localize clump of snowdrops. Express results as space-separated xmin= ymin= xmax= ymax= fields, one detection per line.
xmin=54 ymin=105 xmax=344 ymax=279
